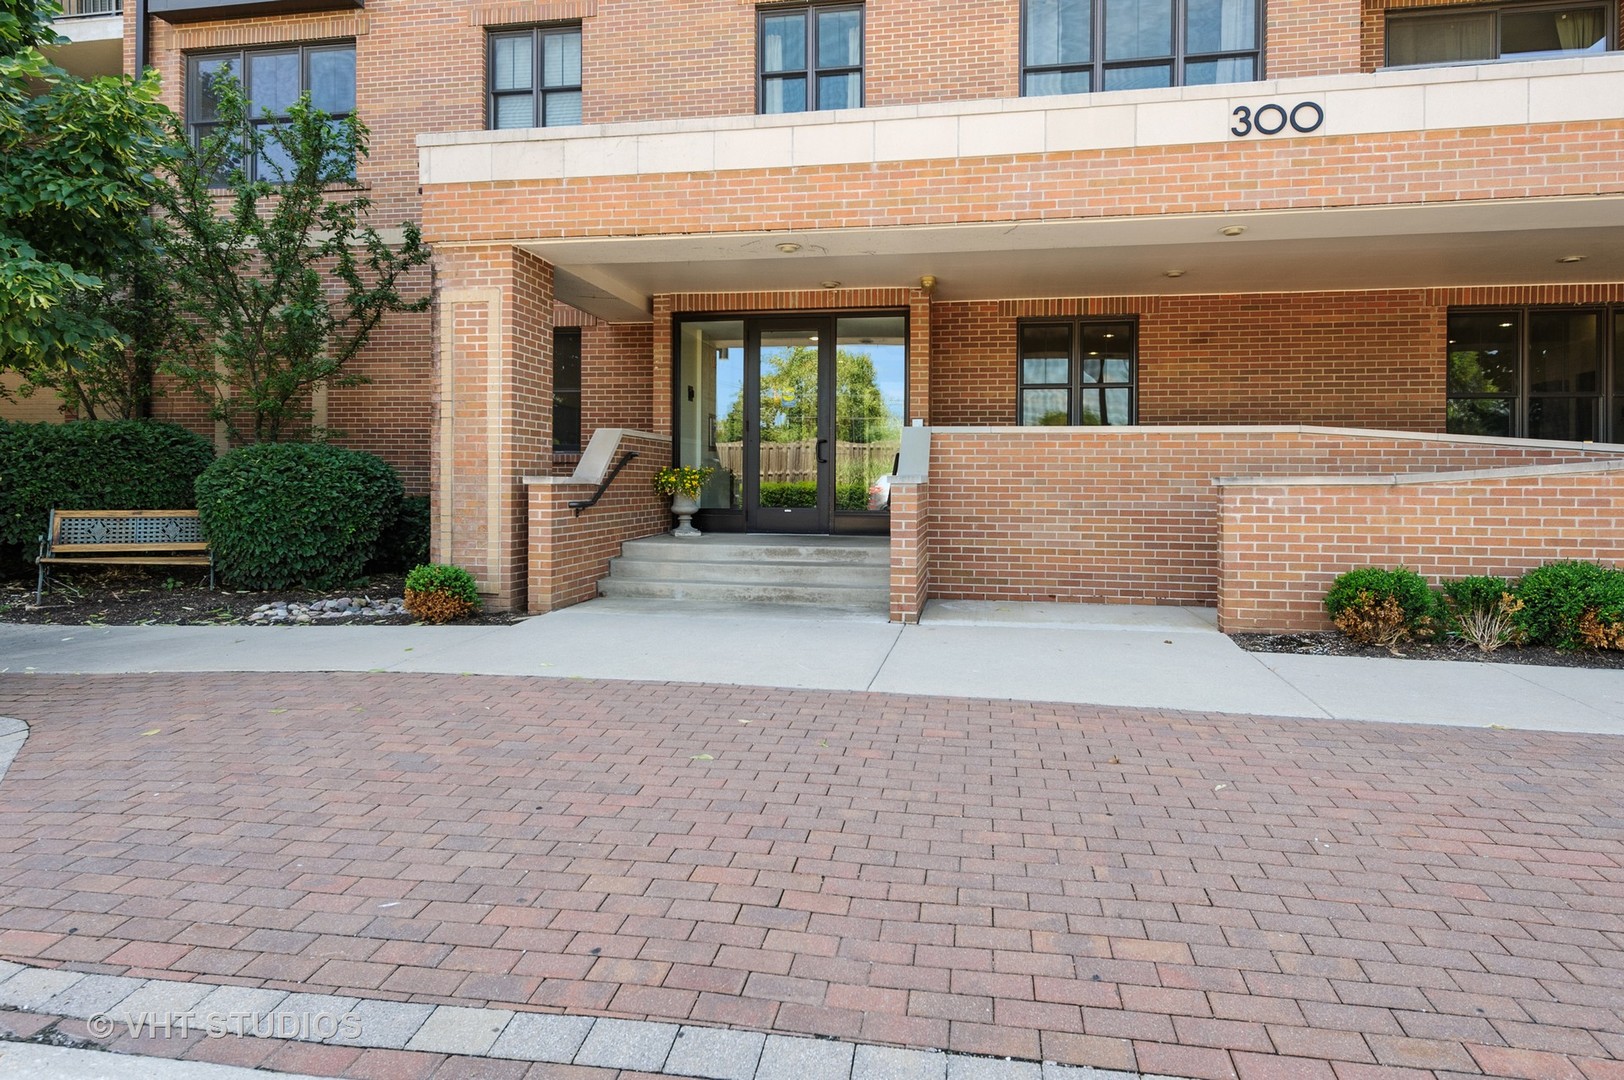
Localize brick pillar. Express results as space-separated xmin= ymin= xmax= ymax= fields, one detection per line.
xmin=431 ymin=245 xmax=554 ymax=611
xmin=909 ymin=287 xmax=932 ymax=424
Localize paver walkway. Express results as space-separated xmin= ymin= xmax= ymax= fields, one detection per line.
xmin=0 ymin=672 xmax=1621 ymax=1080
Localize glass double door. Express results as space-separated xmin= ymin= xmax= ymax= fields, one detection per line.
xmin=676 ymin=313 xmax=905 ymax=535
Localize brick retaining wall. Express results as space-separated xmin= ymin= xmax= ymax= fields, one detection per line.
xmin=908 ymin=427 xmax=1623 ymax=621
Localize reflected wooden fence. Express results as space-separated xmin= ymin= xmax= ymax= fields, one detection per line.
xmin=715 ymin=440 xmax=899 ymax=483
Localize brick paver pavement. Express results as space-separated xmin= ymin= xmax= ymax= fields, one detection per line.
xmin=0 ymin=672 xmax=1620 ymax=1080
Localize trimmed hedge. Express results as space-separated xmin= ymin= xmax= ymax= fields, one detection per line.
xmin=0 ymin=420 xmax=214 ymax=568
xmin=1514 ymin=561 xmax=1624 ymax=651
xmin=1323 ymin=566 xmax=1439 ymax=646
xmin=195 ymin=443 xmax=402 ymax=590
xmin=757 ymin=481 xmax=870 ymax=511
xmin=403 ymin=563 xmax=481 ymax=624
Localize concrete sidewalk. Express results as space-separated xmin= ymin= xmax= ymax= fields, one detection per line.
xmin=0 ymin=598 xmax=1620 ymax=733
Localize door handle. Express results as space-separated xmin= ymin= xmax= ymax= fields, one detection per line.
xmin=817 ymin=438 xmax=829 ymax=464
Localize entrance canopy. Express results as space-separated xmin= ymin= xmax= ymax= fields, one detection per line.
xmin=521 ymin=196 xmax=1624 ymax=322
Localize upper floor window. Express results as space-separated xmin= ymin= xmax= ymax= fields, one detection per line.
xmin=489 ymin=24 xmax=582 ymax=129
xmin=758 ymin=2 xmax=863 ymax=113
xmin=1023 ymin=0 xmax=1260 ymax=95
xmin=188 ymin=43 xmax=355 ymax=182
xmin=1387 ymin=2 xmax=1609 ymax=66
xmin=1018 ymin=318 xmax=1137 ymax=426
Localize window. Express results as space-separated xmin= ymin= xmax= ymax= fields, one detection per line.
xmin=1387 ymin=2 xmax=1609 ymax=67
xmin=1022 ymin=0 xmax=1260 ymax=95
xmin=187 ymin=43 xmax=356 ymax=183
xmin=1018 ymin=319 xmax=1137 ymax=426
xmin=553 ymin=328 xmax=582 ymax=452
xmin=489 ymin=24 xmax=582 ymax=129
xmin=1446 ymin=308 xmax=1624 ymax=442
xmin=758 ymin=3 xmax=863 ymax=113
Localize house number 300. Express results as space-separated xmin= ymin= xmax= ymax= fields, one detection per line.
xmin=1230 ymin=102 xmax=1324 ymax=137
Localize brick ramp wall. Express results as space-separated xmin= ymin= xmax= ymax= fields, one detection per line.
xmin=526 ymin=430 xmax=670 ymax=614
xmin=1219 ymin=461 xmax=1624 ymax=632
xmin=921 ymin=427 xmax=1622 ymax=610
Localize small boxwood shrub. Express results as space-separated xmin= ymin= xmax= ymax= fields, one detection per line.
xmin=1515 ymin=561 xmax=1624 ymax=650
xmin=1440 ymin=575 xmax=1524 ymax=652
xmin=403 ymin=563 xmax=481 ymax=624
xmin=195 ymin=443 xmax=402 ymax=590
xmin=367 ymin=495 xmax=430 ymax=574
xmin=0 ymin=420 xmax=214 ymax=568
xmin=1324 ymin=567 xmax=1439 ymax=647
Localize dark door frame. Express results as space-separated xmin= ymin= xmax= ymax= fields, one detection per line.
xmin=673 ymin=308 xmax=906 ymax=537
xmin=745 ymin=316 xmax=835 ymax=533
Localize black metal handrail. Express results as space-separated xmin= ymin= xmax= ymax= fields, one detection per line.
xmin=567 ymin=450 xmax=638 ymax=516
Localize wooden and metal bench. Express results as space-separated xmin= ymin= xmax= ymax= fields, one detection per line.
xmin=36 ymin=509 xmax=214 ymax=604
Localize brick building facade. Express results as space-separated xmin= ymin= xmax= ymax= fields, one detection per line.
xmin=25 ymin=0 xmax=1624 ymax=621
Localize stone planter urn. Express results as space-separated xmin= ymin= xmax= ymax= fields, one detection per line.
xmin=671 ymin=493 xmax=701 ymax=537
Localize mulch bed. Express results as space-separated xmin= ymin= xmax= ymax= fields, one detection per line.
xmin=0 ymin=567 xmax=519 ymax=627
xmin=1233 ymin=630 xmax=1624 ymax=669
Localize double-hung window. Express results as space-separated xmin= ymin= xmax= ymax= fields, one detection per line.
xmin=489 ymin=24 xmax=583 ymax=129
xmin=188 ymin=43 xmax=356 ymax=182
xmin=1387 ymin=2 xmax=1609 ymax=67
xmin=1018 ymin=319 xmax=1137 ymax=426
xmin=758 ymin=3 xmax=863 ymax=113
xmin=1023 ymin=0 xmax=1261 ymax=95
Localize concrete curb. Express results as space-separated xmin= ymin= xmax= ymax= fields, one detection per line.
xmin=0 ymin=961 xmax=1183 ymax=1080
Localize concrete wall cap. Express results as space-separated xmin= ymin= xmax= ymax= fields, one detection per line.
xmin=1217 ymin=458 xmax=1624 ymax=488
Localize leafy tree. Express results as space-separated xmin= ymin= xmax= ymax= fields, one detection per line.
xmin=720 ymin=346 xmax=899 ymax=443
xmin=156 ymin=70 xmax=429 ymax=443
xmin=0 ymin=0 xmax=174 ymax=418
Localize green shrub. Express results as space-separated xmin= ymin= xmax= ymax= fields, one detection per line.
xmin=0 ymin=420 xmax=215 ymax=567
xmin=757 ymin=481 xmax=869 ymax=510
xmin=195 ymin=443 xmax=402 ymax=590
xmin=1515 ymin=561 xmax=1624 ymax=650
xmin=367 ymin=495 xmax=430 ymax=574
xmin=403 ymin=563 xmax=481 ymax=623
xmin=1440 ymin=575 xmax=1524 ymax=652
xmin=1324 ymin=567 xmax=1439 ymax=647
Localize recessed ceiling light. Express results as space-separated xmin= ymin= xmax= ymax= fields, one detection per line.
xmin=1557 ymin=254 xmax=1587 ymax=263
xmin=776 ymin=242 xmax=801 ymax=254
xmin=820 ymin=280 xmax=841 ymax=289
xmin=1219 ymin=226 xmax=1247 ymax=237
xmin=1498 ymin=322 xmax=1514 ymax=328
xmin=1163 ymin=269 xmax=1187 ymax=278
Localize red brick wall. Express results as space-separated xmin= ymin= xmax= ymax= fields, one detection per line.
xmin=888 ymin=479 xmax=928 ymax=623
xmin=423 ymin=120 xmax=1624 ymax=245
xmin=1269 ymin=0 xmax=1363 ymax=78
xmin=1220 ymin=465 xmax=1624 ymax=632
xmin=527 ymin=430 xmax=671 ymax=612
xmin=922 ymin=428 xmax=1623 ymax=609
xmin=931 ymin=286 xmax=1624 ymax=430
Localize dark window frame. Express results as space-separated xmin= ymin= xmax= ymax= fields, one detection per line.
xmin=487 ymin=22 xmax=583 ymax=130
xmin=1385 ymin=0 xmax=1614 ymax=68
xmin=1446 ymin=305 xmax=1622 ymax=442
xmin=1016 ymin=316 xmax=1139 ymax=427
xmin=757 ymin=1 xmax=865 ymax=114
xmin=186 ymin=40 xmax=356 ymax=184
xmin=1020 ymin=0 xmax=1265 ymax=96
xmin=553 ymin=326 xmax=583 ymax=453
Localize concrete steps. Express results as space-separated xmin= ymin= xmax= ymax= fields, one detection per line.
xmin=599 ymin=534 xmax=890 ymax=613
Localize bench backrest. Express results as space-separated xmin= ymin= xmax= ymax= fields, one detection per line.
xmin=48 ymin=510 xmax=209 ymax=554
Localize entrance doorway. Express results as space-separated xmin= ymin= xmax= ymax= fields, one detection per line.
xmin=675 ymin=312 xmax=907 ymax=535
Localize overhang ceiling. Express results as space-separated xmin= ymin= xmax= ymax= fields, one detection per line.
xmin=522 ymin=196 xmax=1624 ymax=323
